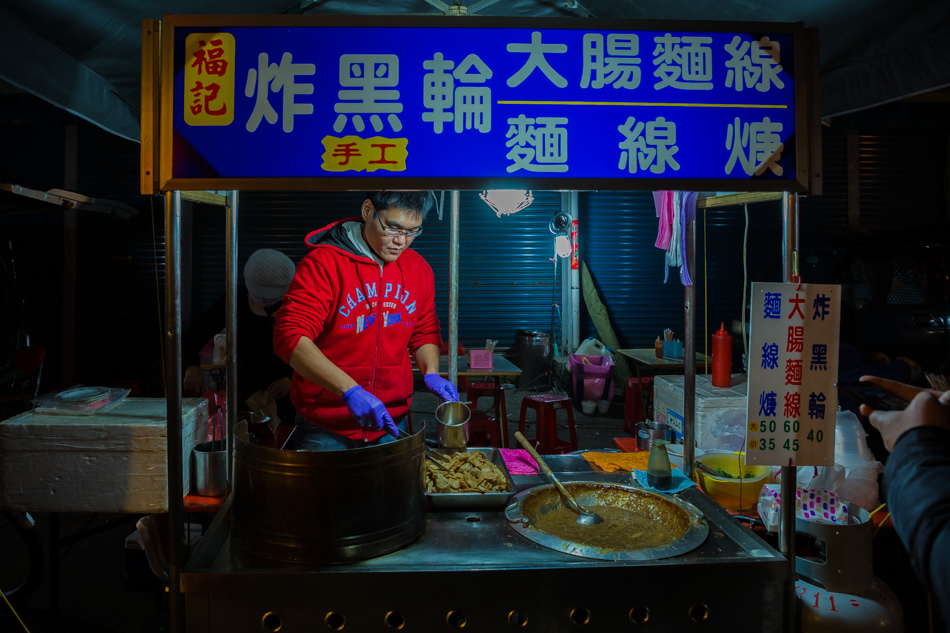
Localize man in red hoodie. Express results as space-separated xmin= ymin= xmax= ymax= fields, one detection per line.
xmin=274 ymin=191 xmax=458 ymax=450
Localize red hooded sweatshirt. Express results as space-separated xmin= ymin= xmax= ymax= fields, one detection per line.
xmin=273 ymin=217 xmax=443 ymax=440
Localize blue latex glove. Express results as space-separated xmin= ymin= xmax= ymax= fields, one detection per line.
xmin=341 ymin=386 xmax=399 ymax=437
xmin=424 ymin=373 xmax=459 ymax=402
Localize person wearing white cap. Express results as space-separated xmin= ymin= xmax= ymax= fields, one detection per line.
xmin=183 ymin=248 xmax=297 ymax=423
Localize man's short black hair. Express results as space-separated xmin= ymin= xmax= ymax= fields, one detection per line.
xmin=366 ymin=191 xmax=436 ymax=221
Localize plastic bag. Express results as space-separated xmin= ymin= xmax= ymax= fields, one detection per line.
xmin=201 ymin=388 xmax=227 ymax=443
xmin=707 ymin=409 xmax=746 ymax=452
xmin=569 ymin=354 xmax=616 ymax=404
xmin=835 ymin=462 xmax=883 ymax=511
xmin=574 ymin=337 xmax=615 ymax=360
xmin=757 ymin=484 xmax=851 ymax=531
xmin=33 ymin=386 xmax=131 ymax=416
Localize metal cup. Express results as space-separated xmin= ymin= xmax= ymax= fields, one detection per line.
xmin=436 ymin=401 xmax=471 ymax=449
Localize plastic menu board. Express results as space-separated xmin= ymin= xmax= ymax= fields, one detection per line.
xmin=745 ymin=282 xmax=839 ymax=466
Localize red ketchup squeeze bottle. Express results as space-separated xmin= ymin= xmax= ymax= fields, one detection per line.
xmin=712 ymin=323 xmax=732 ymax=388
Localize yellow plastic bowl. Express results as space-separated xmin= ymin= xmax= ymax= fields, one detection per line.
xmin=696 ymin=452 xmax=770 ymax=510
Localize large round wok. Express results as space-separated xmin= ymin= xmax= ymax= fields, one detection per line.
xmin=505 ymin=481 xmax=708 ymax=561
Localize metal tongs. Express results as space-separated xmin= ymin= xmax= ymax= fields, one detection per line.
xmin=424 ymin=447 xmax=450 ymax=470
xmin=694 ymin=460 xmax=723 ymax=477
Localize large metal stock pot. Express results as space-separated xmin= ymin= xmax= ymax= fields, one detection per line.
xmin=231 ymin=421 xmax=426 ymax=564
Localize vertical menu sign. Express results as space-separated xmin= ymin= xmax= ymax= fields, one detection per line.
xmin=160 ymin=16 xmax=808 ymax=191
xmin=746 ymin=283 xmax=840 ymax=467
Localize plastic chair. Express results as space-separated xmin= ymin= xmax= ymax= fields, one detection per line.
xmin=624 ymin=376 xmax=653 ymax=435
xmin=467 ymin=381 xmax=507 ymax=421
xmin=0 ymin=344 xmax=46 ymax=419
xmin=467 ymin=382 xmax=508 ymax=447
xmin=518 ymin=393 xmax=577 ymax=454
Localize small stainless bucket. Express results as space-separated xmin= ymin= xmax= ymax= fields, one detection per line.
xmin=192 ymin=440 xmax=227 ymax=497
xmin=436 ymin=401 xmax=471 ymax=449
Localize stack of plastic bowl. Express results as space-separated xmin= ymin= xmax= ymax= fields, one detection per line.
xmin=833 ymin=410 xmax=884 ymax=510
xmin=834 ymin=410 xmax=874 ymax=468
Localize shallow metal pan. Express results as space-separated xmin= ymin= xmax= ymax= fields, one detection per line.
xmin=426 ymin=447 xmax=515 ymax=509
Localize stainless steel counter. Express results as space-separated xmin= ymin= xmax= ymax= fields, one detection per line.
xmin=182 ymin=456 xmax=787 ymax=632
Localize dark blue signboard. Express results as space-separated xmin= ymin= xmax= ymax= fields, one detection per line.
xmin=160 ymin=16 xmax=817 ymax=192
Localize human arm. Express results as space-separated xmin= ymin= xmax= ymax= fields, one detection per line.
xmin=288 ymin=337 xmax=397 ymax=435
xmin=862 ymin=378 xmax=950 ymax=452
xmin=404 ymin=259 xmax=454 ymax=400
xmin=183 ymin=365 xmax=208 ymax=397
xmin=266 ymin=376 xmax=291 ymax=401
xmin=857 ymin=375 xmax=933 ymax=432
xmin=181 ymin=293 xmax=227 ymax=396
xmin=879 ymin=419 xmax=950 ymax=605
xmin=288 ymin=336 xmax=359 ymax=396
xmin=414 ymin=342 xmax=459 ymax=402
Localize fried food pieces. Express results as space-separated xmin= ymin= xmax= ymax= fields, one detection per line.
xmin=425 ymin=450 xmax=510 ymax=494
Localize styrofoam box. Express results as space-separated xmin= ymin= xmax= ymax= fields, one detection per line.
xmin=653 ymin=374 xmax=748 ymax=450
xmin=0 ymin=398 xmax=208 ymax=513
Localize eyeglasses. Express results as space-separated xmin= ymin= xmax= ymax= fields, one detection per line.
xmin=375 ymin=213 xmax=423 ymax=238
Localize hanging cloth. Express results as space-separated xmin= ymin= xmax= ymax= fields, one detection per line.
xmin=653 ymin=190 xmax=674 ymax=250
xmin=653 ymin=190 xmax=697 ymax=286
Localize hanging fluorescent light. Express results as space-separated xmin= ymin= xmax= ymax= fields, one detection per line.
xmin=548 ymin=211 xmax=572 ymax=235
xmin=549 ymin=211 xmax=574 ymax=258
xmin=479 ymin=189 xmax=534 ymax=217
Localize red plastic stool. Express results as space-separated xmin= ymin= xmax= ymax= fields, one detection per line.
xmin=624 ymin=377 xmax=653 ymax=435
xmin=467 ymin=382 xmax=507 ymax=421
xmin=518 ymin=394 xmax=577 ymax=455
xmin=466 ymin=382 xmax=507 ymax=447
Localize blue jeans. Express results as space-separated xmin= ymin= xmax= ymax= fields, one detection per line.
xmin=294 ymin=413 xmax=410 ymax=451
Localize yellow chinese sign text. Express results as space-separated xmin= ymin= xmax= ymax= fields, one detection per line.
xmin=184 ymin=33 xmax=235 ymax=126
xmin=321 ymin=136 xmax=408 ymax=172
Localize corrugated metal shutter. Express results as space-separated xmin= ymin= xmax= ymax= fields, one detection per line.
xmin=189 ymin=190 xmax=355 ymax=316
xmin=74 ymin=125 xmax=164 ymax=386
xmin=799 ymin=129 xmax=849 ymax=236
xmin=859 ymin=132 xmax=947 ymax=226
xmin=580 ymin=192 xmax=784 ymax=353
xmin=190 ymin=190 xmax=562 ymax=350
xmin=414 ymin=190 xmax=563 ymax=349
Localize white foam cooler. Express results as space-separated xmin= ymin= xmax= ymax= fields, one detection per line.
xmin=0 ymin=397 xmax=208 ymax=513
xmin=653 ymin=374 xmax=748 ymax=451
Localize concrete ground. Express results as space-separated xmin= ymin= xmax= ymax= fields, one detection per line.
xmin=3 ymin=384 xmax=633 ymax=633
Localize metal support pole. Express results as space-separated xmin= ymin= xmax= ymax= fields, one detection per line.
xmin=780 ymin=191 xmax=799 ymax=633
xmin=569 ymin=193 xmax=580 ymax=355
xmin=551 ymin=246 xmax=558 ymax=356
xmin=164 ymin=190 xmax=185 ymax=633
xmin=683 ymin=213 xmax=696 ymax=481
xmin=448 ymin=191 xmax=460 ymax=386
xmin=559 ymin=193 xmax=570 ymax=357
xmin=226 ymin=191 xmax=238 ymax=486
